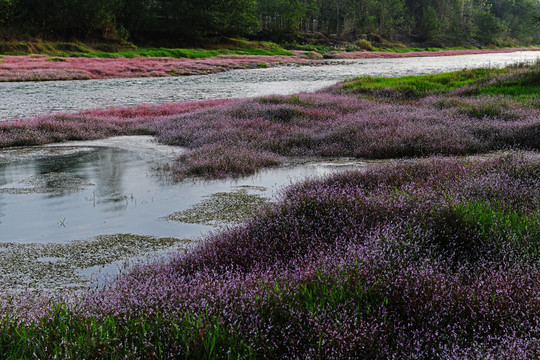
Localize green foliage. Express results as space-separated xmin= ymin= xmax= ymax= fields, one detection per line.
xmin=341 ymin=68 xmax=503 ymax=98
xmin=0 ymin=40 xmax=293 ymax=58
xmin=474 ymin=10 xmax=505 ymax=44
xmin=88 ymin=46 xmax=292 ymax=59
xmin=453 ymin=200 xmax=540 ymax=253
xmin=355 ymin=39 xmax=376 ymax=51
xmin=341 ymin=64 xmax=540 ymax=102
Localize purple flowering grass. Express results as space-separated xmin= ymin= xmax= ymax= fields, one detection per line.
xmin=2 ymin=153 xmax=537 ymax=359
xmin=0 ymin=99 xmax=235 ymax=147
xmin=172 ymin=144 xmax=282 ymax=179
xmin=96 ymin=153 xmax=540 ymax=358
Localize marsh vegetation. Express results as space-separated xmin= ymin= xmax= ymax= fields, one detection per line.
xmin=0 ymin=63 xmax=539 ymax=358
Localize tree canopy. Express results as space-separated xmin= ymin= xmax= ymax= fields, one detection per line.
xmin=1 ymin=0 xmax=539 ymax=46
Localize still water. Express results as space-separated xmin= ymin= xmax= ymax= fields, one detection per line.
xmin=2 ymin=51 xmax=540 ymax=121
xmin=0 ymin=136 xmax=367 ymax=243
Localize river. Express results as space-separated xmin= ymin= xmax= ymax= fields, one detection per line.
xmin=2 ymin=51 xmax=540 ymax=121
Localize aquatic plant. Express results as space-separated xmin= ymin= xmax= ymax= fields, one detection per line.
xmin=1 ymin=153 xmax=539 ymax=359
xmin=172 ymin=144 xmax=282 ymax=179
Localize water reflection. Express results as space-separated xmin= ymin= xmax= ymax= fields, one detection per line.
xmin=92 ymin=148 xmax=130 ymax=214
xmin=0 ymin=196 xmax=5 ymax=225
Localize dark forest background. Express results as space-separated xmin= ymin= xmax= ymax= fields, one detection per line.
xmin=1 ymin=0 xmax=539 ymax=47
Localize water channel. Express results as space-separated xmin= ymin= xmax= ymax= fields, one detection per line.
xmin=1 ymin=51 xmax=539 ymax=291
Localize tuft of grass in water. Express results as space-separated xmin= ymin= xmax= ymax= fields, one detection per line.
xmin=172 ymin=144 xmax=283 ymax=179
xmin=166 ymin=188 xmax=268 ymax=226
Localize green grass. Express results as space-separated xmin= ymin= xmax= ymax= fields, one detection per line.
xmin=465 ymin=65 xmax=540 ymax=100
xmin=340 ymin=68 xmax=505 ymax=98
xmin=285 ymin=43 xmax=337 ymax=54
xmin=87 ymin=46 xmax=292 ymax=59
xmin=475 ymin=81 xmax=540 ymax=99
xmin=0 ymin=305 xmax=254 ymax=360
xmin=340 ymin=62 xmax=540 ymax=101
xmin=453 ymin=200 xmax=540 ymax=254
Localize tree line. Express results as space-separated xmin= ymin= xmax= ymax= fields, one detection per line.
xmin=1 ymin=0 xmax=539 ymax=46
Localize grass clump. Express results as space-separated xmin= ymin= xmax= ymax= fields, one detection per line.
xmin=166 ymin=187 xmax=268 ymax=226
xmin=172 ymin=144 xmax=282 ymax=179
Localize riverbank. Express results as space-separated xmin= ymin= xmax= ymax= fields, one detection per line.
xmin=323 ymin=46 xmax=540 ymax=59
xmin=0 ymin=52 xmax=322 ymax=82
xmin=1 ymin=47 xmax=539 ymax=82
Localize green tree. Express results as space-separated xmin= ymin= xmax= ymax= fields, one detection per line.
xmin=258 ymin=0 xmax=311 ymax=40
xmin=0 ymin=0 xmax=17 ymax=26
xmin=474 ymin=8 xmax=504 ymax=44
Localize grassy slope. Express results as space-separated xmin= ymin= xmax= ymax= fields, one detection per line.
xmin=0 ymin=39 xmax=293 ymax=58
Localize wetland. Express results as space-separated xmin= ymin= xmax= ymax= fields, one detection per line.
xmin=2 ymin=51 xmax=540 ymax=292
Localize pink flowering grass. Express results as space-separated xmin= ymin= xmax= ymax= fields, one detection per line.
xmin=0 ymin=53 xmax=320 ymax=82
xmin=1 ymin=153 xmax=539 ymax=359
xmin=0 ymin=99 xmax=235 ymax=147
